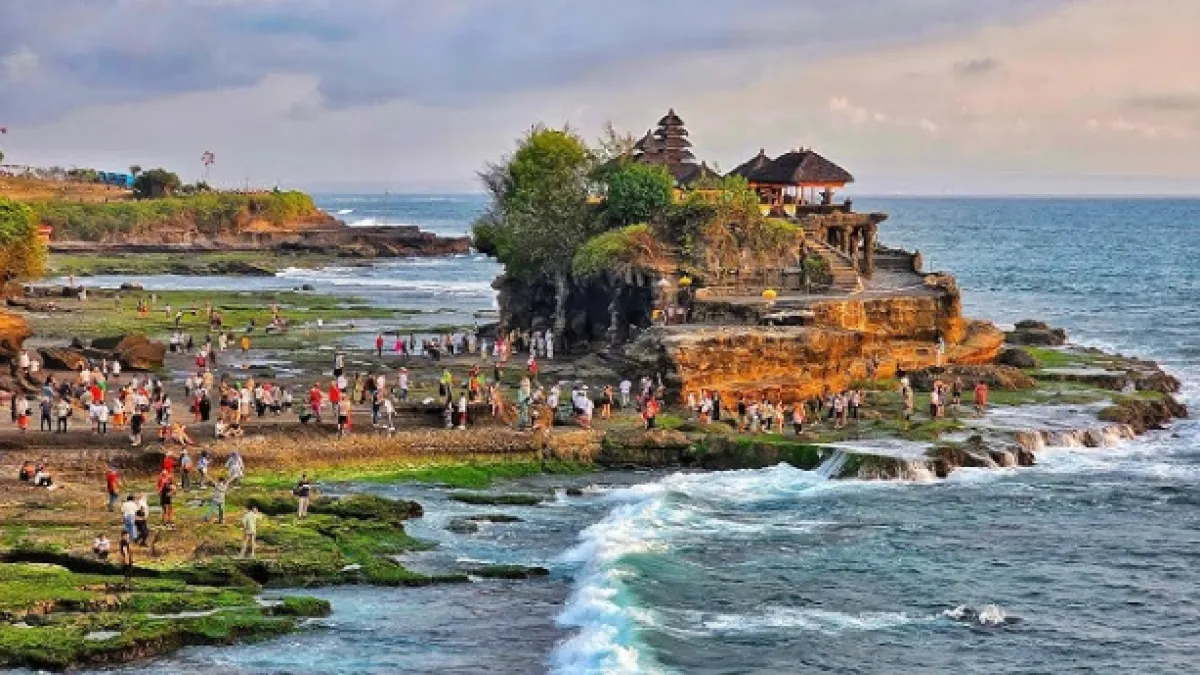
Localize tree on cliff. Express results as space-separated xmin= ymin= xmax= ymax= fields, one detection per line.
xmin=129 ymin=165 xmax=142 ymax=177
xmin=602 ymin=163 xmax=674 ymax=227
xmin=474 ymin=126 xmax=600 ymax=351
xmin=133 ymin=168 xmax=182 ymax=199
xmin=0 ymin=197 xmax=46 ymax=281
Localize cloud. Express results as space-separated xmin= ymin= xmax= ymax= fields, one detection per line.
xmin=0 ymin=0 xmax=1070 ymax=125
xmin=1 ymin=47 xmax=39 ymax=82
xmin=953 ymin=57 xmax=1000 ymax=77
xmin=1123 ymin=94 xmax=1200 ymax=112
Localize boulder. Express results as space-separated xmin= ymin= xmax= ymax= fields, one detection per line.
xmin=112 ymin=334 xmax=166 ymax=371
xmin=0 ymin=309 xmax=31 ymax=360
xmin=90 ymin=335 xmax=126 ymax=351
xmin=996 ymin=348 xmax=1038 ymax=369
xmin=119 ymin=282 xmax=144 ymax=291
xmin=1005 ymin=320 xmax=1067 ymax=346
xmin=38 ymin=347 xmax=90 ymax=371
xmin=908 ymin=364 xmax=1036 ymax=391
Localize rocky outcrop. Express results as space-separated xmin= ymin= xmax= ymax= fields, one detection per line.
xmin=1098 ymin=397 xmax=1188 ymax=434
xmin=1005 ymin=320 xmax=1067 ymax=346
xmin=908 ymin=364 xmax=1036 ymax=391
xmin=996 ymin=347 xmax=1038 ymax=369
xmin=38 ymin=347 xmax=89 ymax=371
xmin=624 ymin=313 xmax=1004 ymax=403
xmin=112 ymin=335 xmax=166 ymax=371
xmin=0 ymin=309 xmax=31 ymax=360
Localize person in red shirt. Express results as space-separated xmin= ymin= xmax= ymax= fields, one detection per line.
xmin=643 ymin=397 xmax=659 ymax=429
xmin=105 ymin=464 xmax=120 ymax=512
xmin=375 ymin=334 xmax=384 ymax=358
xmin=162 ymin=452 xmax=175 ymax=475
xmin=308 ymin=383 xmax=323 ymax=423
xmin=329 ymin=383 xmax=342 ymax=406
xmin=90 ymin=383 xmax=102 ymax=404
xmin=974 ymin=381 xmax=989 ymax=416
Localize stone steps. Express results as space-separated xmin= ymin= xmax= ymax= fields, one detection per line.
xmin=806 ymin=239 xmax=862 ymax=294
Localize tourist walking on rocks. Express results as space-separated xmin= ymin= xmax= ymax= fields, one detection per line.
xmin=601 ymin=385 xmax=614 ymax=421
xmin=902 ymin=383 xmax=915 ymax=423
xmin=309 ymin=383 xmax=323 ymax=423
xmin=240 ymin=507 xmax=261 ymax=558
xmin=381 ymin=396 xmax=395 ymax=431
xmin=375 ymin=334 xmax=384 ymax=358
xmin=133 ymin=500 xmax=149 ymax=546
xmin=105 ymin=464 xmax=120 ymax=512
xmin=37 ymin=396 xmax=51 ymax=432
xmin=336 ymin=397 xmax=351 ymax=437
xmin=952 ymin=377 xmax=964 ymax=412
xmin=197 ymin=450 xmax=210 ymax=487
xmin=974 ymin=380 xmax=989 ymax=416
xmin=619 ymin=379 xmax=631 ymax=409
xmin=54 ymin=397 xmax=71 ymax=433
xmin=121 ymin=495 xmax=138 ymax=538
xmin=225 ymin=452 xmax=245 ymax=484
xmin=203 ymin=479 xmax=228 ymax=524
xmin=119 ymin=531 xmax=133 ymax=583
xmin=643 ymin=396 xmax=659 ymax=430
xmin=179 ymin=448 xmax=192 ymax=490
xmin=792 ymin=401 xmax=806 ymax=435
xmin=295 ymin=474 xmax=312 ymax=518
xmin=159 ymin=474 xmax=176 ymax=527
xmin=398 ymin=368 xmax=409 ymax=402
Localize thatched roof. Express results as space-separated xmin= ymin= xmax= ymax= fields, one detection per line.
xmin=746 ymin=149 xmax=854 ymax=185
xmin=674 ymin=162 xmax=721 ymax=187
xmin=726 ymin=149 xmax=773 ymax=179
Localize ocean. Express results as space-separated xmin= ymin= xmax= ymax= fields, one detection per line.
xmin=79 ymin=195 xmax=1200 ymax=674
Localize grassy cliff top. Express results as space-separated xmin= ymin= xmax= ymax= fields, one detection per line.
xmin=33 ymin=191 xmax=323 ymax=241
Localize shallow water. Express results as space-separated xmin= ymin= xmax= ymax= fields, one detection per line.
xmin=66 ymin=197 xmax=1200 ymax=673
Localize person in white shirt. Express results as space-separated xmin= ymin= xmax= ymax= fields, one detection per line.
xmin=619 ymin=380 xmax=632 ymax=409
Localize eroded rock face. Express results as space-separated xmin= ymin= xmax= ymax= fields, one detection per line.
xmin=0 ymin=309 xmax=31 ymax=360
xmin=625 ymin=292 xmax=1004 ymax=403
xmin=112 ymin=335 xmax=166 ymax=371
xmin=38 ymin=347 xmax=89 ymax=371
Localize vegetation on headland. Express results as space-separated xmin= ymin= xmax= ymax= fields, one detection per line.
xmin=472 ymin=123 xmax=811 ymax=348
xmin=0 ymin=196 xmax=48 ymax=280
xmin=33 ymin=190 xmax=320 ymax=241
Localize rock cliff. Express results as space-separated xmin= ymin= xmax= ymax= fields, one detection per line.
xmin=625 ymin=305 xmax=1003 ymax=403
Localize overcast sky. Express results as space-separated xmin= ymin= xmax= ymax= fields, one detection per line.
xmin=1 ymin=0 xmax=1198 ymax=195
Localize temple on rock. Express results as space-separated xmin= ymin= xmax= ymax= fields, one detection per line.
xmin=623 ymin=108 xmax=885 ymax=278
xmin=494 ymin=108 xmax=1002 ymax=404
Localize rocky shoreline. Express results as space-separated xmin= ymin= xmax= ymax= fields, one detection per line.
xmin=0 ymin=298 xmax=1187 ymax=670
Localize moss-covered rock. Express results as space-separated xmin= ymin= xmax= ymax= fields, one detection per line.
xmin=447 ymin=493 xmax=543 ymax=506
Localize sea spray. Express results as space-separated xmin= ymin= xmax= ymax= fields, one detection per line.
xmin=550 ymin=465 xmax=840 ymax=674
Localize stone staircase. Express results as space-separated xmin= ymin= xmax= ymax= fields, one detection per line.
xmin=805 ymin=238 xmax=862 ymax=294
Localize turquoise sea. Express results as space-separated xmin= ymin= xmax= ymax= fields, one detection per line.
xmin=73 ymin=195 xmax=1200 ymax=674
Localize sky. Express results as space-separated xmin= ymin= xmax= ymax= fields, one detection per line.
xmin=1 ymin=0 xmax=1198 ymax=195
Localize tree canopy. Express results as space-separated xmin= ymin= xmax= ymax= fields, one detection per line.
xmin=133 ymin=168 xmax=182 ymax=199
xmin=0 ymin=197 xmax=46 ymax=280
xmin=602 ymin=163 xmax=674 ymax=227
xmin=474 ymin=127 xmax=599 ymax=282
